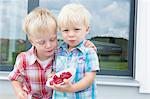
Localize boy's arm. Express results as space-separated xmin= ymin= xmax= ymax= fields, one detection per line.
xmin=52 ymin=71 xmax=96 ymax=93
xmin=8 ymin=53 xmax=28 ymax=98
xmin=11 ymin=80 xmax=28 ymax=99
xmin=68 ymin=71 xmax=96 ymax=92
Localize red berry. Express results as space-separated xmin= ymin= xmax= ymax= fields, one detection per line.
xmin=54 ymin=78 xmax=63 ymax=84
xmin=51 ymin=71 xmax=72 ymax=85
xmin=65 ymin=72 xmax=72 ymax=79
xmin=60 ymin=72 xmax=72 ymax=79
xmin=50 ymin=81 xmax=54 ymax=85
xmin=53 ymin=75 xmax=59 ymax=80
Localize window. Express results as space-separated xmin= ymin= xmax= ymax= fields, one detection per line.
xmin=39 ymin=0 xmax=136 ymax=76
xmin=0 ymin=0 xmax=136 ymax=77
xmin=0 ymin=0 xmax=28 ymax=71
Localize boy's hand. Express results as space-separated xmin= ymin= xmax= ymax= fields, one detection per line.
xmin=51 ymin=79 xmax=73 ymax=92
xmin=47 ymin=72 xmax=55 ymax=79
xmin=16 ymin=90 xmax=28 ymax=99
xmin=84 ymin=40 xmax=97 ymax=51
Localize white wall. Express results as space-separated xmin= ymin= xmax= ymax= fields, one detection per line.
xmin=1 ymin=79 xmax=150 ymax=99
xmin=98 ymin=85 xmax=150 ymax=99
xmin=0 ymin=80 xmax=16 ymax=99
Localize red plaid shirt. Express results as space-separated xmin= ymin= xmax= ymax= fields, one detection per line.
xmin=8 ymin=47 xmax=54 ymax=99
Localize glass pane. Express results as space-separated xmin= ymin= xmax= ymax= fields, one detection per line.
xmin=0 ymin=0 xmax=28 ymax=70
xmin=39 ymin=0 xmax=130 ymax=71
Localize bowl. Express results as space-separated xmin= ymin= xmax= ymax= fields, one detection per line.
xmin=46 ymin=67 xmax=76 ymax=87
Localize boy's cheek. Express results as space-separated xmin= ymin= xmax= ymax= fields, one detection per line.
xmin=54 ymin=41 xmax=58 ymax=49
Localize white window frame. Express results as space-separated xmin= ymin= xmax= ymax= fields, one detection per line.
xmin=135 ymin=0 xmax=150 ymax=93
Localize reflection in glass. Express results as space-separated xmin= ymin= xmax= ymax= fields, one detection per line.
xmin=0 ymin=0 xmax=28 ymax=69
xmin=39 ymin=0 xmax=130 ymax=71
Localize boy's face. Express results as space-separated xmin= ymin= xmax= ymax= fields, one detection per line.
xmin=30 ymin=30 xmax=57 ymax=61
xmin=60 ymin=22 xmax=89 ymax=50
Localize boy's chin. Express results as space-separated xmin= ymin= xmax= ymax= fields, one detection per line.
xmin=48 ymin=53 xmax=54 ymax=57
xmin=46 ymin=52 xmax=54 ymax=57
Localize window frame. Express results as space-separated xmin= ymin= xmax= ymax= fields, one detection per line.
xmin=0 ymin=0 xmax=136 ymax=77
xmin=97 ymin=0 xmax=136 ymax=76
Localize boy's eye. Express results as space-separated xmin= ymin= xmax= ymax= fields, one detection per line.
xmin=63 ymin=29 xmax=69 ymax=32
xmin=75 ymin=28 xmax=80 ymax=30
xmin=38 ymin=41 xmax=45 ymax=45
xmin=49 ymin=39 xmax=54 ymax=42
xmin=50 ymin=37 xmax=57 ymax=42
xmin=74 ymin=28 xmax=81 ymax=32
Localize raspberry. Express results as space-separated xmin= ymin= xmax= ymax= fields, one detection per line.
xmin=54 ymin=78 xmax=63 ymax=84
xmin=53 ymin=75 xmax=59 ymax=80
xmin=50 ymin=80 xmax=54 ymax=85
xmin=50 ymin=72 xmax=72 ymax=85
xmin=60 ymin=72 xmax=72 ymax=79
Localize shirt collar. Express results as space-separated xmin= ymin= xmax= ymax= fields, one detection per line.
xmin=60 ymin=40 xmax=86 ymax=54
xmin=27 ymin=46 xmax=37 ymax=65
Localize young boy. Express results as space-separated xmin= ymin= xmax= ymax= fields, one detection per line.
xmin=51 ymin=3 xmax=100 ymax=99
xmin=8 ymin=7 xmax=58 ymax=99
xmin=8 ymin=7 xmax=96 ymax=99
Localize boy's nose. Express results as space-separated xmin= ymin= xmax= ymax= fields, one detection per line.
xmin=68 ymin=31 xmax=74 ymax=37
xmin=46 ymin=42 xmax=52 ymax=48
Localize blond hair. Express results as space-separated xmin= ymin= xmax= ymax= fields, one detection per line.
xmin=58 ymin=3 xmax=91 ymax=30
xmin=23 ymin=7 xmax=57 ymax=38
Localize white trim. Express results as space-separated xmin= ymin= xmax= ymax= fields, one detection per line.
xmin=96 ymin=75 xmax=139 ymax=87
xmin=135 ymin=0 xmax=150 ymax=93
xmin=0 ymin=72 xmax=139 ymax=88
xmin=0 ymin=72 xmax=9 ymax=80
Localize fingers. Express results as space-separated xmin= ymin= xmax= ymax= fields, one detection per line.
xmin=47 ymin=73 xmax=55 ymax=79
xmin=93 ymin=46 xmax=97 ymax=52
xmin=47 ymin=74 xmax=53 ymax=78
xmin=63 ymin=79 xmax=70 ymax=85
xmin=51 ymin=79 xmax=72 ymax=92
xmin=54 ymin=83 xmax=61 ymax=89
xmin=52 ymin=83 xmax=62 ymax=91
xmin=47 ymin=72 xmax=56 ymax=79
xmin=17 ymin=90 xmax=28 ymax=99
xmin=84 ymin=40 xmax=97 ymax=52
xmin=84 ymin=40 xmax=91 ymax=47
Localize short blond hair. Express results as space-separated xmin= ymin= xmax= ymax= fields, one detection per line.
xmin=58 ymin=3 xmax=91 ymax=30
xmin=23 ymin=7 xmax=57 ymax=37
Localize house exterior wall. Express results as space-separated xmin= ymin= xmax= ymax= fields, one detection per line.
xmin=1 ymin=79 xmax=150 ymax=99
